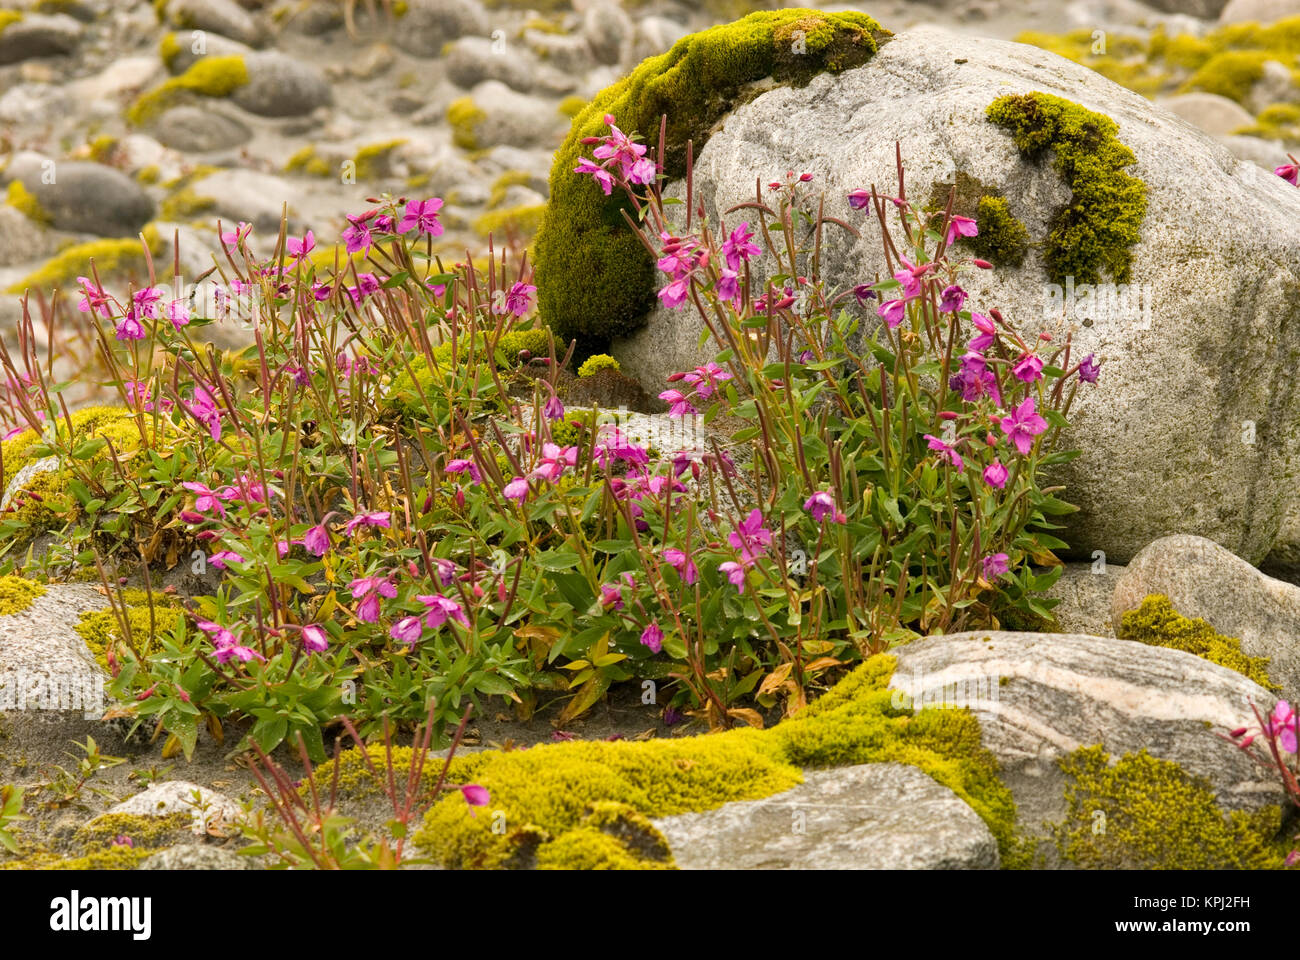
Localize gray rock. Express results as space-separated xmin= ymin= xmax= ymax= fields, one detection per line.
xmin=463 ymin=81 xmax=567 ymax=150
xmin=632 ymin=15 xmax=688 ymax=62
xmin=1219 ymin=0 xmax=1300 ymax=23
xmin=0 ymin=14 xmax=83 ymax=66
xmin=654 ymin=763 xmax=999 ymax=869
xmin=1042 ymin=560 xmax=1125 ymax=637
xmin=154 ymin=105 xmax=253 ymax=152
xmin=611 ymin=26 xmax=1300 ymax=566
xmin=187 ymin=169 xmax=300 ymax=232
xmin=524 ymin=28 xmax=595 ymax=75
xmin=230 ymin=51 xmax=332 ymax=117
xmin=106 ymin=780 xmax=243 ymax=833
xmin=1158 ymin=92 xmax=1254 ymax=137
xmin=888 ymin=631 xmax=1286 ymax=843
xmin=392 ymin=0 xmax=489 ymax=58
xmin=1248 ymin=59 xmax=1298 ymax=114
xmin=1112 ymin=534 xmax=1300 ymax=695
xmin=165 ymin=0 xmax=262 ymax=47
xmin=11 ymin=161 xmax=154 ymax=237
xmin=444 ymin=36 xmax=537 ymax=93
xmin=139 ymin=844 xmax=254 ymax=869
xmin=582 ymin=0 xmax=633 ymax=66
xmin=0 ymin=208 xmax=62 ymax=268
xmin=283 ymin=0 xmax=343 ymax=36
xmin=1218 ymin=133 xmax=1288 ymax=170
xmin=0 ymin=82 xmax=70 ymax=126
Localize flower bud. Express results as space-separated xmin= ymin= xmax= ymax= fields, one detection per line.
xmin=973 ymin=259 xmax=993 ymax=269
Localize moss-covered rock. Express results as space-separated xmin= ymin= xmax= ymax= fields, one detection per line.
xmin=128 ymin=55 xmax=250 ymax=126
xmin=75 ymin=589 xmax=183 ymax=672
xmin=1117 ymin=594 xmax=1277 ymax=690
xmin=353 ymin=139 xmax=407 ymax=181
xmin=447 ymin=97 xmax=486 ymax=150
xmin=534 ymin=9 xmax=890 ymax=346
xmin=6 ymin=181 xmax=52 ymax=227
xmin=375 ymin=654 xmax=1026 ymax=869
xmin=1052 ymin=746 xmax=1289 ymax=869
xmin=927 ymin=172 xmax=1030 ymax=268
xmin=7 ymin=226 xmax=164 ymax=295
xmin=0 ymin=575 xmax=45 ymax=616
xmin=577 ymin=353 xmax=620 ymax=378
xmin=987 ymin=91 xmax=1147 ymax=285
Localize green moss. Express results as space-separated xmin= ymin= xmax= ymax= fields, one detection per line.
xmin=926 ymin=172 xmax=1029 ymax=268
xmin=1181 ymin=50 xmax=1275 ymax=103
xmin=535 ymin=9 xmax=890 ymax=347
xmin=7 ymin=226 xmax=164 ymax=295
xmin=447 ymin=97 xmax=486 ymax=151
xmin=0 ymin=575 xmax=45 ymax=616
xmin=159 ymin=31 xmax=183 ymax=71
xmin=391 ymin=654 xmax=1026 ymax=869
xmin=1052 ymin=746 xmax=1288 ymax=869
xmin=76 ymin=591 xmax=182 ymax=672
xmin=159 ymin=186 xmax=215 ymax=222
xmin=353 ymin=139 xmax=407 ymax=181
xmin=6 ymin=181 xmax=52 ymax=227
xmin=136 ymin=165 xmax=161 ymax=186
xmin=986 ymin=92 xmax=1147 ymax=286
xmin=285 ymin=146 xmax=332 ymax=178
xmin=128 ymin=56 xmax=250 ymax=126
xmin=1117 ymin=594 xmax=1277 ymax=690
xmin=577 ymin=353 xmax=620 ymax=377
xmin=472 ymin=204 xmax=546 ymax=239
xmin=0 ymin=406 xmax=161 ymax=523
xmin=558 ymin=95 xmax=587 ymax=118
xmin=1236 ymin=101 xmax=1300 ymax=140
xmin=3 ymin=812 xmax=191 ymax=870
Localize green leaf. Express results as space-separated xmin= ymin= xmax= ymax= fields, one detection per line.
xmin=70 ymin=438 xmax=107 ymax=460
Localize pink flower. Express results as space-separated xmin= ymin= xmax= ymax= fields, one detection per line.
xmin=728 ymin=509 xmax=772 ymax=562
xmin=923 ymin=434 xmax=965 ymax=473
xmin=1078 ymin=354 xmax=1100 ymax=384
xmin=848 ymin=188 xmax=871 ymax=210
xmin=115 ymin=314 xmax=146 ymax=341
xmin=286 ymin=230 xmax=316 ymax=259
xmin=878 ymin=298 xmax=906 ymax=328
xmin=983 ymin=460 xmax=1009 ymax=490
xmin=657 ymin=275 xmax=690 ymax=309
xmin=350 ymin=576 xmax=397 ymax=623
xmin=1277 ymin=163 xmax=1299 ymax=186
xmin=445 ymin=458 xmax=481 ymax=483
xmin=208 ymin=550 xmax=244 ymax=570
xmin=680 ymin=362 xmax=731 ymax=398
xmin=497 ymin=281 xmax=536 ymax=317
xmin=662 ymin=548 xmax=699 ymax=585
xmin=593 ymin=118 xmax=647 ymax=169
xmin=640 ymin=621 xmax=664 ymax=654
xmin=721 ymin=223 xmax=761 ymax=271
xmin=166 ymin=299 xmax=190 ymax=330
xmin=575 ymin=156 xmax=614 ymax=195
xmin=460 ymin=783 xmax=490 ymax=815
xmin=399 ymin=198 xmax=444 ymax=236
xmin=1270 ymin=701 xmax=1297 ymax=753
xmin=185 ymin=386 xmax=223 ymax=442
xmin=939 ymin=284 xmax=966 ymax=313
xmin=1012 ymin=353 xmax=1044 ymax=383
xmin=77 ymin=277 xmax=110 ymax=315
xmin=716 ymin=268 xmax=740 ymax=303
xmin=969 ymin=312 xmax=996 ymax=353
xmin=982 ymin=552 xmax=1009 ymax=580
xmin=503 ymin=476 xmax=529 ymax=503
xmin=221 ymin=222 xmax=251 ymax=245
xmin=946 ymin=214 xmax=978 ymax=245
xmin=418 ymin=593 xmax=470 ymax=630
xmin=658 ymin=389 xmax=697 ymax=417
xmin=182 ymin=481 xmax=232 ymax=517
xmin=390 ymin=616 xmax=424 ymax=644
xmin=804 ymin=490 xmax=844 ymax=524
xmin=599 ymin=581 xmax=625 ymax=610
xmin=718 ymin=560 xmax=747 ymax=592
xmin=302 ymin=523 xmax=331 ymax=557
xmin=626 ymin=157 xmax=656 ymax=185
xmin=343 ymin=511 xmax=391 ymax=536
xmin=342 ymin=214 xmax=374 ymax=254
xmin=301 ymin=624 xmax=330 ymax=653
xmin=543 ymin=393 xmax=565 ymax=422
xmin=1000 ymin=396 xmax=1049 ymax=456
xmin=530 ymin=443 xmax=578 ymax=483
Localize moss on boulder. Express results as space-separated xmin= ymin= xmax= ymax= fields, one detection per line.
xmin=534 ymin=9 xmax=890 ymax=347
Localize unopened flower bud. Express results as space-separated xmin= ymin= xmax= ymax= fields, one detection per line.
xmin=973 ymin=259 xmax=993 ymax=269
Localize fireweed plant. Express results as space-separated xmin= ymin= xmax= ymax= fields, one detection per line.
xmin=0 ymin=115 xmax=1096 ymax=758
xmin=1225 ymin=700 xmax=1300 ymax=866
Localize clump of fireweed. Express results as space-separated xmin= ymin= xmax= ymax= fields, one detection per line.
xmin=562 ymin=118 xmax=1099 ymax=717
xmin=0 ymin=113 xmax=1096 ymax=755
